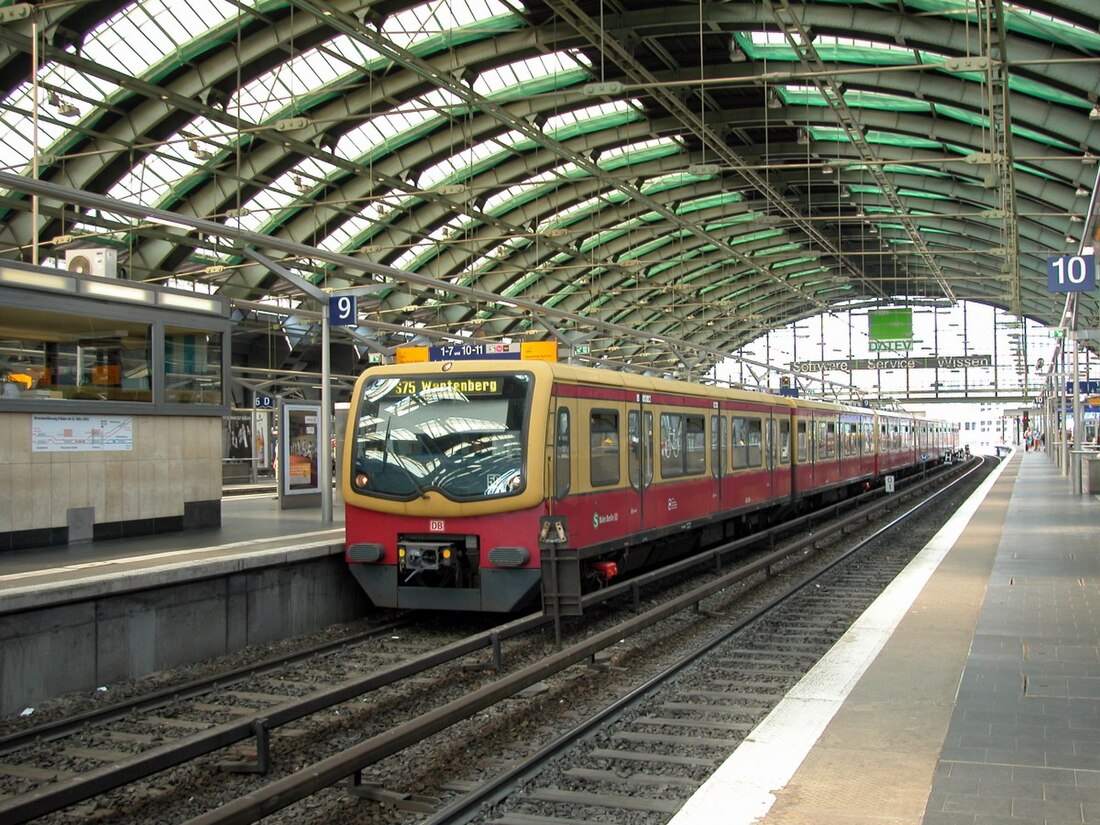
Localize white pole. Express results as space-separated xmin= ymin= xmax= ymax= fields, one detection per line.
xmin=320 ymin=308 xmax=333 ymax=522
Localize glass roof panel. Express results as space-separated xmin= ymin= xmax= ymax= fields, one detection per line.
xmin=335 ymin=87 xmax=463 ymax=167
xmin=106 ymin=115 xmax=240 ymax=208
xmin=474 ymin=51 xmax=592 ymax=101
xmin=599 ymin=137 xmax=684 ymax=171
xmin=231 ymin=34 xmax=377 ymax=125
xmin=675 ymin=192 xmax=743 ymax=216
xmin=543 ymin=101 xmax=644 ymax=141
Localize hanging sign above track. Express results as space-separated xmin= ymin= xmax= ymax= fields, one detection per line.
xmin=791 ymin=354 xmax=993 ymax=372
xmin=396 ymin=341 xmax=558 ymax=363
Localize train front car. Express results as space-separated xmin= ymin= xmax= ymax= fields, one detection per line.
xmin=343 ymin=361 xmax=554 ymax=612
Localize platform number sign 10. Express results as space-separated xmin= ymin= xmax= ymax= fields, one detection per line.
xmin=1046 ymin=254 xmax=1096 ymax=293
xmin=329 ymin=294 xmax=357 ymax=326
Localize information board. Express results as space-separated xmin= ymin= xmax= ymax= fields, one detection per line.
xmin=32 ymin=415 xmax=133 ymax=452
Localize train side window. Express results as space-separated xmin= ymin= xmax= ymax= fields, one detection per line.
xmin=710 ymin=415 xmax=720 ymax=478
xmin=818 ymin=419 xmax=836 ymax=460
xmin=589 ymin=410 xmax=620 ymax=486
xmin=554 ymin=408 xmax=571 ymax=499
xmin=684 ymin=414 xmax=706 ymax=475
xmin=628 ymin=410 xmax=641 ymax=489
xmin=660 ymin=412 xmax=685 ymax=477
xmin=732 ymin=416 xmax=748 ymax=469
xmin=779 ymin=418 xmax=791 ymax=464
xmin=746 ymin=418 xmax=762 ymax=467
xmin=720 ymin=415 xmax=729 ymax=476
xmin=796 ymin=420 xmax=808 ymax=462
xmin=644 ymin=412 xmax=654 ymax=486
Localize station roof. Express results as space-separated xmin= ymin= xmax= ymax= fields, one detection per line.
xmin=0 ymin=0 xmax=1097 ymax=380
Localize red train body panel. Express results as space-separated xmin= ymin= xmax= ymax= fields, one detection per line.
xmin=343 ymin=360 xmax=958 ymax=612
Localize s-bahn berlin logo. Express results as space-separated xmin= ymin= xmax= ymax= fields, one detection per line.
xmin=593 ymin=512 xmax=619 ymax=529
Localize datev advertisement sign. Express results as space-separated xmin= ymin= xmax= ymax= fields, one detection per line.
xmin=791 ymin=355 xmax=993 ymax=372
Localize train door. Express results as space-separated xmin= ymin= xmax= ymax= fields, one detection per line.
xmin=550 ymin=398 xmax=575 ymax=512
xmin=763 ymin=413 xmax=776 ymax=498
xmin=630 ymin=400 xmax=656 ymax=531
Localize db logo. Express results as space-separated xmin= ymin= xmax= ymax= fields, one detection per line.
xmin=667 ymin=498 xmax=678 ymax=511
xmin=429 ymin=520 xmax=445 ymax=532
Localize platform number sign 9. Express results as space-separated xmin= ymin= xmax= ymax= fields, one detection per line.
xmin=1046 ymin=254 xmax=1096 ymax=293
xmin=329 ymin=294 xmax=357 ymax=326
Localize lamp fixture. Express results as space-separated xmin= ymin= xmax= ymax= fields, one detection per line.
xmin=1070 ymin=214 xmax=1083 ymax=222
xmin=797 ymin=129 xmax=809 ymax=145
xmin=1066 ymin=234 xmax=1076 ymax=244
xmin=729 ymin=38 xmax=747 ymax=63
xmin=767 ymin=88 xmax=782 ymax=109
xmin=821 ymin=164 xmax=834 ymax=175
xmin=1090 ymin=105 xmax=1100 ymax=120
xmin=1084 ymin=151 xmax=1097 ymax=166
xmin=47 ymin=89 xmax=80 ymax=118
xmin=1076 ymin=186 xmax=1090 ymax=196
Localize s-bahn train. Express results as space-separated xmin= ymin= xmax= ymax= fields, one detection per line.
xmin=342 ymin=359 xmax=958 ymax=613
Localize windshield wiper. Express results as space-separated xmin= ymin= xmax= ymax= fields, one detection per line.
xmin=380 ymin=416 xmax=429 ymax=499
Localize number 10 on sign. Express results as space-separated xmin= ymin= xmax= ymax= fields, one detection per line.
xmin=1047 ymin=254 xmax=1096 ymax=293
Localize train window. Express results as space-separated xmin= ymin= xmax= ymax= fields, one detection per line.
xmin=720 ymin=415 xmax=729 ymax=475
xmin=660 ymin=413 xmax=685 ymax=477
xmin=644 ymin=412 xmax=654 ymax=486
xmin=732 ymin=417 xmax=762 ymax=469
xmin=589 ymin=410 xmax=620 ymax=486
xmin=555 ymin=407 xmax=571 ymax=499
xmin=710 ymin=415 xmax=720 ymax=478
xmin=797 ymin=420 xmax=808 ymax=462
xmin=628 ymin=410 xmax=653 ymax=490
xmin=841 ymin=423 xmax=856 ymax=457
xmin=779 ymin=418 xmax=791 ymax=464
xmin=629 ymin=411 xmax=641 ymax=489
xmin=817 ymin=419 xmax=836 ymax=460
xmin=685 ymin=415 xmax=706 ymax=475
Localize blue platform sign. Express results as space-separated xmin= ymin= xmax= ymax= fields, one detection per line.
xmin=1046 ymin=254 xmax=1096 ymax=293
xmin=329 ymin=294 xmax=357 ymax=326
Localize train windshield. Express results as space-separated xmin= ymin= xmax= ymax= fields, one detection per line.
xmin=351 ymin=372 xmax=532 ymax=500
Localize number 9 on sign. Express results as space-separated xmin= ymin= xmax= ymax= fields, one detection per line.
xmin=1046 ymin=254 xmax=1096 ymax=293
xmin=329 ymin=294 xmax=357 ymax=325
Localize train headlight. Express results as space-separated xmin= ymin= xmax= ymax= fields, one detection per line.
xmin=354 ymin=472 xmax=370 ymax=488
xmin=442 ymin=547 xmax=452 ymax=560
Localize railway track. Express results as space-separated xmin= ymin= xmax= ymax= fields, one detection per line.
xmin=0 ymin=457 xmax=985 ymax=824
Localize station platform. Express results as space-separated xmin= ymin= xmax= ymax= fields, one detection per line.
xmin=0 ymin=488 xmax=356 ymax=717
xmin=671 ymin=449 xmax=1100 ymax=825
xmin=0 ymin=487 xmax=343 ymax=589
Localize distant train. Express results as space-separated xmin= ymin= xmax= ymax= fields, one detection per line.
xmin=343 ymin=360 xmax=958 ymax=612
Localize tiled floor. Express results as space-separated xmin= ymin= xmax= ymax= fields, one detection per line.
xmin=925 ymin=453 xmax=1100 ymax=825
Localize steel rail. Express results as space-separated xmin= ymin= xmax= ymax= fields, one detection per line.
xmin=0 ymin=611 xmax=545 ymax=825
xmin=422 ymin=457 xmax=988 ymax=824
xmin=185 ymin=458 xmax=977 ymax=825
xmin=0 ymin=617 xmax=414 ymax=754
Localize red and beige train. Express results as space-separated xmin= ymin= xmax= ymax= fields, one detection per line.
xmin=343 ymin=359 xmax=958 ymax=612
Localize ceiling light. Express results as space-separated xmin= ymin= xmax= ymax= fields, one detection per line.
xmin=1084 ymin=152 xmax=1097 ymax=165
xmin=1070 ymin=214 xmax=1083 ymax=222
xmin=729 ymin=39 xmax=747 ymax=63
xmin=797 ymin=129 xmax=809 ymax=145
xmin=767 ymin=88 xmax=782 ymax=109
xmin=1066 ymin=234 xmax=1077 ymax=243
xmin=1076 ymin=186 xmax=1090 ymax=196
xmin=821 ymin=164 xmax=834 ymax=175
xmin=1090 ymin=105 xmax=1100 ymax=120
